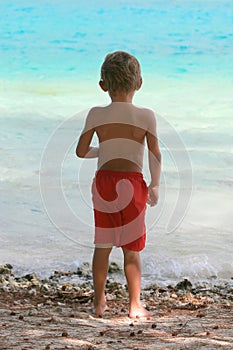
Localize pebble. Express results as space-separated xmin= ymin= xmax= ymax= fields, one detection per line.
xmin=108 ymin=262 xmax=121 ymax=273
xmin=62 ymin=330 xmax=68 ymax=337
xmin=172 ymin=331 xmax=178 ymax=336
xmin=171 ymin=293 xmax=178 ymax=299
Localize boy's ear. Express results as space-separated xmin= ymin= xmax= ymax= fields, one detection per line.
xmin=99 ymin=80 xmax=108 ymax=92
xmin=136 ymin=77 xmax=143 ymax=91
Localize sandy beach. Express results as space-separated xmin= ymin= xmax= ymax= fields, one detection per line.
xmin=0 ymin=264 xmax=233 ymax=350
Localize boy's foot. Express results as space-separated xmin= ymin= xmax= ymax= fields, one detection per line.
xmin=93 ymin=303 xmax=108 ymax=317
xmin=129 ymin=305 xmax=153 ymax=318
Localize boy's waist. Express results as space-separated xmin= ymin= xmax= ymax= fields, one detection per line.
xmin=95 ymin=169 xmax=143 ymax=179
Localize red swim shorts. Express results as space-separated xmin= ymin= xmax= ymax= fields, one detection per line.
xmin=92 ymin=170 xmax=148 ymax=251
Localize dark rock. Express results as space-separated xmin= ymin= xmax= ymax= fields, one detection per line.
xmin=4 ymin=263 xmax=13 ymax=270
xmin=61 ymin=330 xmax=68 ymax=337
xmin=0 ymin=265 xmax=13 ymax=275
xmin=76 ymin=262 xmax=91 ymax=278
xmin=108 ymin=262 xmax=121 ymax=273
xmin=175 ymin=279 xmax=192 ymax=290
xmin=22 ymin=273 xmax=38 ymax=281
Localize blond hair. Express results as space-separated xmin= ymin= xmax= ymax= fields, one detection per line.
xmin=100 ymin=51 xmax=141 ymax=94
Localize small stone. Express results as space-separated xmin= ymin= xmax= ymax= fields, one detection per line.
xmin=171 ymin=293 xmax=178 ymax=299
xmin=151 ymin=323 xmax=157 ymax=329
xmin=10 ymin=311 xmax=16 ymax=316
xmin=4 ymin=263 xmax=13 ymax=270
xmin=213 ymin=325 xmax=219 ymax=329
xmin=172 ymin=331 xmax=178 ymax=336
xmin=57 ymin=302 xmax=65 ymax=306
xmin=175 ymin=279 xmax=192 ymax=290
xmin=45 ymin=345 xmax=50 ymax=350
xmin=99 ymin=331 xmax=104 ymax=336
xmin=23 ymin=273 xmax=37 ymax=281
xmin=108 ymin=262 xmax=121 ymax=273
xmin=0 ymin=267 xmax=12 ymax=275
xmin=129 ymin=322 xmax=134 ymax=327
xmin=206 ymin=331 xmax=210 ymax=336
xmin=137 ymin=329 xmax=143 ymax=334
xmin=130 ymin=331 xmax=135 ymax=336
xmin=19 ymin=315 xmax=24 ymax=320
xmin=62 ymin=330 xmax=68 ymax=337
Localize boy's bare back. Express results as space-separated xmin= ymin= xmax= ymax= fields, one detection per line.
xmin=79 ymin=102 xmax=159 ymax=173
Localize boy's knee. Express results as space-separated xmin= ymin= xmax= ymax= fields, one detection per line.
xmin=123 ymin=248 xmax=139 ymax=261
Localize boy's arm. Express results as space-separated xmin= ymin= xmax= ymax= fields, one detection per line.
xmin=76 ymin=128 xmax=99 ymax=158
xmin=146 ymin=115 xmax=161 ymax=206
xmin=76 ymin=109 xmax=99 ymax=158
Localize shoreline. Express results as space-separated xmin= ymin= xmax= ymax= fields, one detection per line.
xmin=1 ymin=264 xmax=233 ymax=349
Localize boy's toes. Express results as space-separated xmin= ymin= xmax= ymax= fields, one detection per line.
xmin=129 ymin=306 xmax=153 ymax=318
xmin=93 ymin=304 xmax=108 ymax=317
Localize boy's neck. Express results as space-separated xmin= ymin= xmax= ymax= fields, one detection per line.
xmin=110 ymin=91 xmax=135 ymax=103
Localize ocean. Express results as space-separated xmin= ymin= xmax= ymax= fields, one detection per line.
xmin=0 ymin=0 xmax=232 ymax=286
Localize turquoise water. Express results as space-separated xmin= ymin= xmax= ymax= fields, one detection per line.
xmin=0 ymin=1 xmax=233 ymax=284
xmin=1 ymin=0 xmax=232 ymax=80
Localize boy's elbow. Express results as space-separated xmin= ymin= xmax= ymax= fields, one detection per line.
xmin=76 ymin=147 xmax=86 ymax=158
xmin=157 ymin=151 xmax=162 ymax=163
xmin=150 ymin=149 xmax=161 ymax=163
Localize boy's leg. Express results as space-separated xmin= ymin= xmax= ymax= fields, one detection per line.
xmin=122 ymin=248 xmax=151 ymax=318
xmin=92 ymin=247 xmax=112 ymax=316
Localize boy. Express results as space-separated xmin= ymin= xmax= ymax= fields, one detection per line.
xmin=76 ymin=51 xmax=161 ymax=318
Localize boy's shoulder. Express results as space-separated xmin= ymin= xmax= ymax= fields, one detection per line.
xmin=88 ymin=103 xmax=155 ymax=112
xmin=134 ymin=105 xmax=155 ymax=117
xmin=84 ymin=104 xmax=157 ymax=130
xmin=86 ymin=105 xmax=107 ymax=120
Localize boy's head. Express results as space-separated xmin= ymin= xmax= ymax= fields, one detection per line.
xmin=100 ymin=51 xmax=142 ymax=95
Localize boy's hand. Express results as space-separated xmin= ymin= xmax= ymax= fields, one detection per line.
xmin=147 ymin=185 xmax=159 ymax=207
